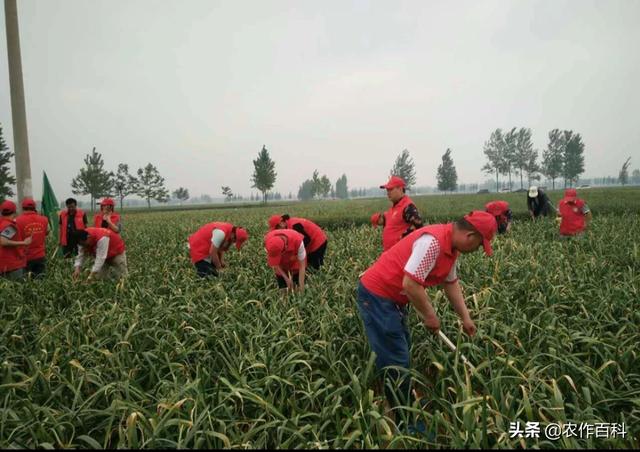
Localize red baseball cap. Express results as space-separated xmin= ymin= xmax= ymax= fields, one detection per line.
xmin=463 ymin=210 xmax=497 ymax=256
xmin=380 ymin=176 xmax=406 ymax=190
xmin=265 ymin=234 xmax=286 ymax=267
xmin=1 ymin=200 xmax=17 ymax=215
xmin=235 ymin=227 xmax=248 ymax=250
xmin=22 ymin=198 xmax=37 ymax=209
xmin=268 ymin=215 xmax=282 ymax=230
xmin=370 ymin=212 xmax=382 ymax=227
xmin=100 ymin=198 xmax=115 ymax=207
xmin=564 ymin=188 xmax=577 ymax=200
xmin=485 ymin=200 xmax=509 ymax=217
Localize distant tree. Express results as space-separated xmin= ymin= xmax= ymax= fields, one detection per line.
xmin=275 ymin=192 xmax=282 ymax=200
xmin=288 ymin=192 xmax=292 ymax=200
xmin=542 ymin=129 xmax=564 ymax=189
xmin=436 ymin=148 xmax=458 ymax=192
xmin=562 ymin=131 xmax=585 ymax=187
xmin=619 ymin=157 xmax=631 ymax=186
xmin=631 ymin=169 xmax=640 ymax=185
xmin=221 ymin=186 xmax=233 ymax=202
xmin=512 ymin=128 xmax=535 ymax=189
xmin=201 ymin=194 xmax=213 ymax=204
xmin=113 ymin=163 xmax=139 ymax=210
xmin=137 ymin=163 xmax=169 ymax=208
xmin=482 ymin=129 xmax=507 ymax=193
xmin=319 ymin=175 xmax=331 ymax=198
xmin=298 ymin=179 xmax=315 ymax=201
xmin=251 ymin=145 xmax=277 ymax=203
xmin=390 ymin=149 xmax=416 ymax=189
xmin=335 ymin=174 xmax=349 ymax=199
xmin=525 ymin=150 xmax=541 ymax=185
xmin=173 ymin=187 xmax=189 ymax=205
xmin=0 ymin=124 xmax=16 ymax=200
xmin=503 ymin=128 xmax=518 ymax=190
xmin=71 ymin=147 xmax=114 ymax=212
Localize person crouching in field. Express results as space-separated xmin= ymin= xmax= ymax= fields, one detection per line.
xmin=93 ymin=198 xmax=122 ymax=233
xmin=558 ymin=188 xmax=591 ymax=239
xmin=188 ymin=222 xmax=248 ymax=277
xmin=0 ymin=200 xmax=31 ymax=280
xmin=268 ymin=214 xmax=327 ymax=270
xmin=264 ymin=229 xmax=307 ymax=292
xmin=527 ymin=186 xmax=554 ymax=220
xmin=15 ymin=198 xmax=49 ymax=277
xmin=485 ymin=200 xmax=512 ymax=234
xmin=356 ymin=211 xmax=497 ymax=411
xmin=72 ymin=228 xmax=128 ymax=281
xmin=374 ymin=176 xmax=424 ymax=251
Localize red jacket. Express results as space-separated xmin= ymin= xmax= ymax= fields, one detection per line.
xmin=382 ymin=195 xmax=415 ymax=251
xmin=286 ymin=217 xmax=327 ymax=253
xmin=0 ymin=217 xmax=27 ymax=272
xmin=264 ymin=229 xmax=305 ymax=272
xmin=15 ymin=211 xmax=49 ymax=261
xmin=558 ymin=198 xmax=587 ymax=236
xmin=83 ymin=227 xmax=126 ymax=259
xmin=188 ymin=222 xmax=234 ymax=264
xmin=361 ymin=224 xmax=458 ymax=305
xmin=93 ymin=212 xmax=121 ymax=232
xmin=59 ymin=209 xmax=86 ymax=245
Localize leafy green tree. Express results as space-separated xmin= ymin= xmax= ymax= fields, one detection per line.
xmin=562 ymin=131 xmax=585 ymax=187
xmin=436 ymin=148 xmax=458 ymax=192
xmin=631 ymin=169 xmax=640 ymax=185
xmin=0 ymin=124 xmax=16 ymax=200
xmin=512 ymin=128 xmax=535 ymax=189
xmin=297 ymin=179 xmax=315 ymax=201
xmin=482 ymin=129 xmax=507 ymax=192
xmin=542 ymin=129 xmax=564 ymax=189
xmin=503 ymin=128 xmax=518 ymax=190
xmin=173 ymin=187 xmax=189 ymax=205
xmin=319 ymin=175 xmax=332 ymax=198
xmin=137 ymin=163 xmax=169 ymax=208
xmin=113 ymin=163 xmax=139 ymax=210
xmin=619 ymin=157 xmax=631 ymax=185
xmin=390 ymin=149 xmax=416 ymax=189
xmin=335 ymin=174 xmax=349 ymax=199
xmin=221 ymin=186 xmax=233 ymax=202
xmin=71 ymin=147 xmax=114 ymax=212
xmin=251 ymin=145 xmax=277 ymax=203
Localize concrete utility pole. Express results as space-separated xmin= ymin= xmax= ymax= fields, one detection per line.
xmin=4 ymin=0 xmax=33 ymax=203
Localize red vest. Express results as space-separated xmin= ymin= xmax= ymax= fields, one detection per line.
xmin=188 ymin=222 xmax=234 ymax=264
xmin=84 ymin=227 xmax=126 ymax=259
xmin=15 ymin=211 xmax=49 ymax=261
xmin=287 ymin=217 xmax=327 ymax=253
xmin=361 ymin=224 xmax=459 ymax=306
xmin=59 ymin=209 xmax=86 ymax=245
xmin=264 ymin=229 xmax=305 ymax=272
xmin=382 ymin=195 xmax=415 ymax=251
xmin=558 ymin=198 xmax=586 ymax=236
xmin=93 ymin=212 xmax=121 ymax=231
xmin=0 ymin=217 xmax=27 ymax=272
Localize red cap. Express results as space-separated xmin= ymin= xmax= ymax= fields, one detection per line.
xmin=485 ymin=200 xmax=509 ymax=216
xmin=380 ymin=176 xmax=406 ymax=190
xmin=22 ymin=198 xmax=37 ymax=209
xmin=100 ymin=198 xmax=115 ymax=207
xmin=463 ymin=210 xmax=497 ymax=256
xmin=235 ymin=227 xmax=248 ymax=250
xmin=1 ymin=200 xmax=17 ymax=215
xmin=265 ymin=235 xmax=286 ymax=267
xmin=370 ymin=212 xmax=382 ymax=227
xmin=268 ymin=215 xmax=282 ymax=230
xmin=564 ymin=188 xmax=577 ymax=200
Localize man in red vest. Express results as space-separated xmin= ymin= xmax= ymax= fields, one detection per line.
xmin=485 ymin=200 xmax=512 ymax=234
xmin=188 ymin=222 xmax=248 ymax=277
xmin=357 ymin=211 xmax=497 ymax=410
xmin=268 ymin=214 xmax=328 ymax=270
xmin=557 ymin=188 xmax=591 ymax=238
xmin=264 ymin=229 xmax=307 ymax=292
xmin=72 ymin=227 xmax=128 ymax=281
xmin=15 ymin=198 xmax=49 ymax=277
xmin=59 ymin=198 xmax=88 ymax=258
xmin=1 ymin=200 xmax=31 ymax=280
xmin=372 ymin=176 xmax=424 ymax=251
xmin=93 ymin=198 xmax=121 ymax=233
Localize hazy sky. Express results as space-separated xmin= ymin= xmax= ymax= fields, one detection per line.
xmin=1 ymin=0 xmax=639 ymax=199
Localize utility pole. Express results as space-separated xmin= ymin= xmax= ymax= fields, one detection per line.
xmin=4 ymin=0 xmax=33 ymax=204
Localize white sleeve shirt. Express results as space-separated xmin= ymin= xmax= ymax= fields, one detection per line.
xmin=74 ymin=237 xmax=110 ymax=273
xmin=211 ymin=229 xmax=226 ymax=248
xmin=298 ymin=242 xmax=306 ymax=261
xmin=403 ymin=234 xmax=458 ymax=283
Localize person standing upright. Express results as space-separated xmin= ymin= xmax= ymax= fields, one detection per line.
xmin=373 ymin=176 xmax=424 ymax=251
xmin=0 ymin=200 xmax=31 ymax=280
xmin=93 ymin=198 xmax=122 ymax=233
xmin=15 ymin=198 xmax=49 ymax=277
xmin=59 ymin=198 xmax=88 ymax=257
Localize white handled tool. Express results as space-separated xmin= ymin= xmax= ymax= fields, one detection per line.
xmin=438 ymin=330 xmax=476 ymax=372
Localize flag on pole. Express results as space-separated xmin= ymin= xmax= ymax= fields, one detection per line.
xmin=41 ymin=171 xmax=59 ymax=239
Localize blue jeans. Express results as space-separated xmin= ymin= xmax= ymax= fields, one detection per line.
xmin=357 ymin=282 xmax=413 ymax=406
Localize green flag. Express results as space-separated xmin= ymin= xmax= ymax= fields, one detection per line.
xmin=41 ymin=171 xmax=59 ymax=239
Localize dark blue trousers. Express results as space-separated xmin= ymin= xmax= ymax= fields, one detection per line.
xmin=357 ymin=282 xmax=412 ymax=406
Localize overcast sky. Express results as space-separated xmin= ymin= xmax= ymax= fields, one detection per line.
xmin=1 ymin=0 xmax=639 ymax=199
